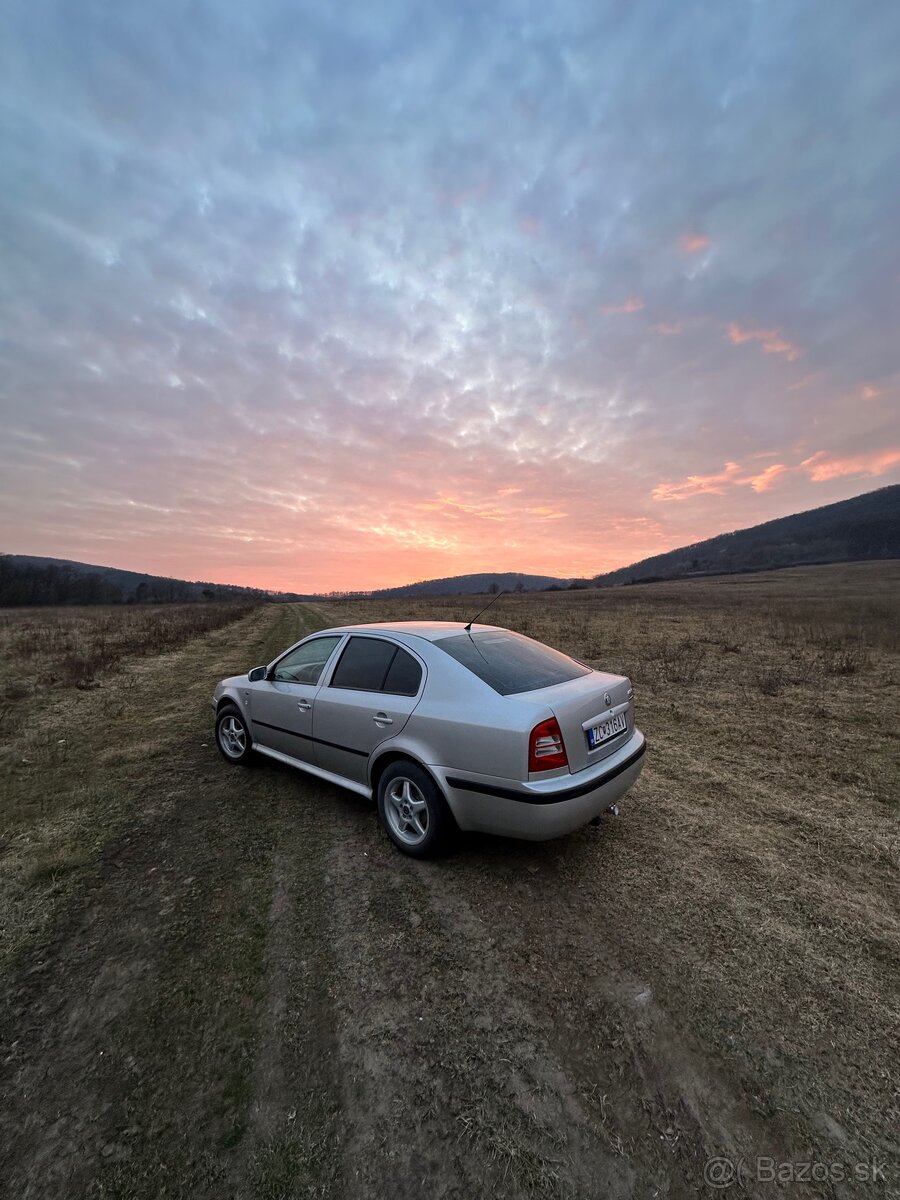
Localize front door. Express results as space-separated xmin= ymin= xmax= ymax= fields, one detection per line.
xmin=249 ymin=634 xmax=344 ymax=762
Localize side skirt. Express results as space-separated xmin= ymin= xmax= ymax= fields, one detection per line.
xmin=252 ymin=742 xmax=373 ymax=800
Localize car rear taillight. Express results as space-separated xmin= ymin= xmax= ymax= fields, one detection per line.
xmin=528 ymin=717 xmax=568 ymax=772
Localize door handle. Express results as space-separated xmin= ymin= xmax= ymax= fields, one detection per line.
xmin=297 ymin=700 xmax=312 ymax=711
xmin=373 ymin=712 xmax=393 ymax=727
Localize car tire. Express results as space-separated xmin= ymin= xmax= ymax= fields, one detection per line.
xmin=377 ymin=762 xmax=455 ymax=859
xmin=215 ymin=703 xmax=255 ymax=766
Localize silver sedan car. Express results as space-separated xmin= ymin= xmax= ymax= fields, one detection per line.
xmin=213 ymin=622 xmax=646 ymax=857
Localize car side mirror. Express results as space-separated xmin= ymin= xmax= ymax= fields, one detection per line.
xmin=247 ymin=665 xmax=268 ymax=682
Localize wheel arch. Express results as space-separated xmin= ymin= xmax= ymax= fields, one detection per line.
xmin=369 ymin=747 xmax=449 ymax=804
xmin=216 ymin=692 xmax=248 ymax=719
xmin=370 ymin=748 xmax=423 ymax=794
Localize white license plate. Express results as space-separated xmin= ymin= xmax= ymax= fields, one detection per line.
xmin=587 ymin=713 xmax=627 ymax=749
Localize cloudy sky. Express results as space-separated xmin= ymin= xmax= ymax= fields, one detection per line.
xmin=1 ymin=1 xmax=898 ymax=591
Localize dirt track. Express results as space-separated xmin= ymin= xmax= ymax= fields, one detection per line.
xmin=1 ymin=589 xmax=898 ymax=1198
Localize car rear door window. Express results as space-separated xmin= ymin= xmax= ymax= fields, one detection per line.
xmin=331 ymin=637 xmax=395 ymax=690
xmin=434 ymin=630 xmax=590 ymax=695
xmin=330 ymin=637 xmax=423 ymax=695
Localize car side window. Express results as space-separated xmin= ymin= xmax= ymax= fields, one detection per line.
xmin=271 ymin=636 xmax=342 ymax=684
xmin=383 ymin=648 xmax=422 ymax=696
xmin=330 ymin=637 xmax=422 ymax=695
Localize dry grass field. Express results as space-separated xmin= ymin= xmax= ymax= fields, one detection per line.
xmin=0 ymin=601 xmax=257 ymax=695
xmin=0 ymin=562 xmax=897 ymax=1199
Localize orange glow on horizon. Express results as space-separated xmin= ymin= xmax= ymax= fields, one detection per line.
xmin=7 ymin=457 xmax=897 ymax=596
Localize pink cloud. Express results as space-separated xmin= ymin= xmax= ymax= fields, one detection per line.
xmin=526 ymin=506 xmax=567 ymax=519
xmin=520 ymin=216 xmax=541 ymax=236
xmin=679 ymin=232 xmax=710 ymax=255
xmin=745 ymin=463 xmax=789 ymax=492
xmin=787 ymin=373 xmax=819 ymax=392
xmin=726 ymin=322 xmax=801 ymax=362
xmin=861 ymin=385 xmax=882 ymax=399
xmin=800 ymin=448 xmax=900 ymax=482
xmin=652 ymin=462 xmax=744 ymax=501
xmin=602 ymin=297 xmax=644 ymax=315
xmin=415 ymin=494 xmax=505 ymax=521
xmin=654 ymin=445 xmax=900 ymax=505
xmin=652 ymin=321 xmax=683 ymax=335
xmin=653 ymin=460 xmax=789 ymax=501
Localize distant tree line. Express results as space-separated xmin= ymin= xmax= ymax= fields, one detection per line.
xmin=0 ymin=557 xmax=288 ymax=607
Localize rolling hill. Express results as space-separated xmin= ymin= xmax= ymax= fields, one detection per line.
xmin=593 ymin=484 xmax=900 ymax=586
xmin=0 ymin=555 xmax=310 ymax=607
xmin=369 ymin=571 xmax=571 ymax=598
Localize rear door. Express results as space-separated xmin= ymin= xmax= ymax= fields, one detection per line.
xmin=313 ymin=636 xmax=425 ymax=784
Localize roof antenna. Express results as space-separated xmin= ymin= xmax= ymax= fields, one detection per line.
xmin=464 ymin=588 xmax=507 ymax=632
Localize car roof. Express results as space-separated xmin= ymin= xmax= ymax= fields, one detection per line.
xmin=320 ymin=620 xmax=504 ymax=642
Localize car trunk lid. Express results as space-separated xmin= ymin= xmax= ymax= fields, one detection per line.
xmin=524 ymin=670 xmax=633 ymax=774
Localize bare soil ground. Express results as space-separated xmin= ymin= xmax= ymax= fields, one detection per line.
xmin=0 ymin=563 xmax=898 ymax=1199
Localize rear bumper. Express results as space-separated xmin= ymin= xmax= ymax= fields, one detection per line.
xmin=434 ymin=730 xmax=646 ymax=840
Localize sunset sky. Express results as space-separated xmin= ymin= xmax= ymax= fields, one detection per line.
xmin=1 ymin=1 xmax=898 ymax=592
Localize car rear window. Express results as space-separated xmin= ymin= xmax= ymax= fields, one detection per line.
xmin=434 ymin=630 xmax=591 ymax=695
xmin=330 ymin=636 xmax=422 ymax=696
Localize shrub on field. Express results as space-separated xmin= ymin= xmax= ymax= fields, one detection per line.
xmin=818 ymin=640 xmax=871 ymax=676
xmin=639 ymin=637 xmax=707 ymax=685
xmin=745 ymin=659 xmax=789 ymax=697
xmin=59 ymin=654 xmax=102 ymax=689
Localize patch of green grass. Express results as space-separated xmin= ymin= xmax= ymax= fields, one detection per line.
xmin=0 ymin=603 xmax=315 ymax=969
xmin=25 ymin=848 xmax=94 ymax=883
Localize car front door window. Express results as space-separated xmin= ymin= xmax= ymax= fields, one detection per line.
xmin=271 ymin=636 xmax=342 ymax=684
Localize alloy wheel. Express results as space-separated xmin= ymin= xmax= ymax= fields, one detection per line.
xmin=218 ymin=714 xmax=247 ymax=759
xmin=384 ymin=776 xmax=430 ymax=846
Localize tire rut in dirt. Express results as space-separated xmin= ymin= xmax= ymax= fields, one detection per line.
xmin=0 ymin=756 xmax=298 ymax=1197
xmin=231 ymin=830 xmax=346 ymax=1200
xmin=317 ymin=811 xmax=636 ymax=1199
xmin=420 ymin=830 xmax=825 ymax=1198
xmin=0 ymin=604 xmax=328 ymax=1199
